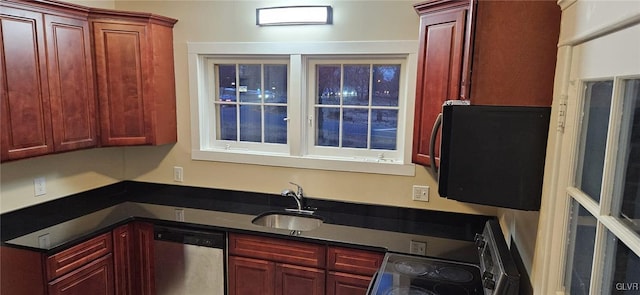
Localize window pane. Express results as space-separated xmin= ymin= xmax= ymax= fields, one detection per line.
xmin=265 ymin=106 xmax=287 ymax=144
xmin=218 ymin=64 xmax=237 ymax=102
xmin=565 ymin=200 xmax=597 ymax=295
xmin=577 ymin=81 xmax=613 ymax=202
xmin=316 ymin=107 xmax=339 ymax=146
xmin=239 ymin=64 xmax=261 ymax=103
xmin=603 ymin=237 xmax=640 ymax=294
xmin=372 ymin=65 xmax=400 ymax=107
xmin=217 ymin=104 xmax=237 ymax=140
xmin=371 ymin=109 xmax=397 ymax=150
xmin=343 ymin=109 xmax=368 ymax=148
xmin=317 ymin=65 xmax=341 ymax=105
xmin=615 ymin=79 xmax=640 ymax=234
xmin=343 ymin=65 xmax=370 ymax=106
xmin=239 ymin=105 xmax=261 ymax=142
xmin=264 ymin=64 xmax=287 ymax=103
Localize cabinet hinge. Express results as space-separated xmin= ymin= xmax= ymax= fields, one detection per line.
xmin=557 ymin=95 xmax=568 ymax=132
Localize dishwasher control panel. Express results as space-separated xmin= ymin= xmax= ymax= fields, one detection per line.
xmin=154 ymin=226 xmax=226 ymax=249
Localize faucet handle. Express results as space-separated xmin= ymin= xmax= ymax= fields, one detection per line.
xmin=289 ymin=182 xmax=303 ymax=196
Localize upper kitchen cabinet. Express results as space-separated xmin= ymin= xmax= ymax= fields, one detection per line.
xmin=412 ymin=1 xmax=470 ymax=166
xmin=468 ymin=0 xmax=561 ymax=106
xmin=1 ymin=1 xmax=178 ymax=162
xmin=411 ymin=0 xmax=561 ymax=167
xmin=1 ymin=2 xmax=97 ymax=162
xmin=91 ymin=10 xmax=178 ymax=146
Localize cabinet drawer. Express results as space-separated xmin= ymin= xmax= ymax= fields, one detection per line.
xmin=48 ymin=253 xmax=114 ymax=295
xmin=229 ymin=233 xmax=325 ymax=268
xmin=327 ymin=246 xmax=383 ymax=276
xmin=46 ymin=232 xmax=112 ymax=280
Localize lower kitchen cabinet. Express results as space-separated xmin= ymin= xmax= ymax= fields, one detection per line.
xmin=0 ymin=221 xmax=154 ymax=295
xmin=112 ymin=222 xmax=155 ymax=295
xmin=228 ymin=256 xmax=276 ymax=295
xmin=228 ymin=233 xmax=383 ymax=295
xmin=48 ymin=254 xmax=114 ymax=295
xmin=0 ymin=246 xmax=46 ymax=295
xmin=327 ymin=272 xmax=373 ymax=295
xmin=326 ymin=246 xmax=384 ymax=295
xmin=228 ymin=256 xmax=326 ymax=295
xmin=228 ymin=233 xmax=325 ymax=295
xmin=276 ymin=263 xmax=325 ymax=295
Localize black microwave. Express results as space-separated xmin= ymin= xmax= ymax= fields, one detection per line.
xmin=431 ymin=102 xmax=551 ymax=211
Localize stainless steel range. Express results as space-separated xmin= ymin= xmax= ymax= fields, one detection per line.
xmin=368 ymin=220 xmax=519 ymax=295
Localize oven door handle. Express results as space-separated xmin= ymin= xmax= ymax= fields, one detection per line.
xmin=366 ymin=270 xmax=379 ymax=295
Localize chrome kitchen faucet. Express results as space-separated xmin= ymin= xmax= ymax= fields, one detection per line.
xmin=281 ymin=182 xmax=314 ymax=213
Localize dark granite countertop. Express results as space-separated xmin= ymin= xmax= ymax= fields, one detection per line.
xmin=0 ymin=181 xmax=493 ymax=264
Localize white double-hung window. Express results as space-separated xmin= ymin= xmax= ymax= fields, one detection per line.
xmin=204 ymin=57 xmax=290 ymax=153
xmin=188 ymin=42 xmax=417 ymax=175
xmin=307 ymin=58 xmax=403 ymax=161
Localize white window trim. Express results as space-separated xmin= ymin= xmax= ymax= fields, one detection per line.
xmin=187 ymin=41 xmax=418 ymax=176
xmin=533 ymin=2 xmax=640 ymax=293
xmin=305 ymin=57 xmax=406 ymax=160
xmin=202 ymin=57 xmax=290 ymax=154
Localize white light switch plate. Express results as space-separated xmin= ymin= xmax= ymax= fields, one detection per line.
xmin=412 ymin=185 xmax=429 ymax=202
xmin=34 ymin=177 xmax=46 ymax=196
xmin=409 ymin=240 xmax=427 ymax=255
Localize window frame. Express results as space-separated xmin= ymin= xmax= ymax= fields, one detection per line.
xmin=203 ymin=56 xmax=291 ymax=153
xmin=532 ymin=13 xmax=640 ymax=294
xmin=306 ymin=56 xmax=406 ymax=161
xmin=187 ymin=41 xmax=418 ymax=176
xmin=562 ymin=75 xmax=640 ymax=294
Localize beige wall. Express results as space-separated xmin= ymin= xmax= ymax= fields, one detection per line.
xmin=68 ymin=0 xmax=115 ymax=9
xmin=0 ymin=0 xmax=498 ymax=218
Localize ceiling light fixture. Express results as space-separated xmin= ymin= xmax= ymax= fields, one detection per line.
xmin=256 ymin=6 xmax=333 ymax=26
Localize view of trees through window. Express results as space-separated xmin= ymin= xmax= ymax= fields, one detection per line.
xmin=315 ymin=64 xmax=400 ymax=150
xmin=215 ymin=63 xmax=288 ymax=144
xmin=213 ymin=61 xmax=401 ymax=152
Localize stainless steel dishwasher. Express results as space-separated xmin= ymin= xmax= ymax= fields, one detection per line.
xmin=153 ymin=225 xmax=226 ymax=295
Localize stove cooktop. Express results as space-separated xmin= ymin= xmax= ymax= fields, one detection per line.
xmin=370 ymin=253 xmax=483 ymax=295
xmin=368 ymin=220 xmax=520 ymax=295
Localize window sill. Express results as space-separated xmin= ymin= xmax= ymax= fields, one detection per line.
xmin=192 ymin=149 xmax=416 ymax=176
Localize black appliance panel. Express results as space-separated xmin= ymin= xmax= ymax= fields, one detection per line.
xmin=438 ymin=105 xmax=551 ymax=210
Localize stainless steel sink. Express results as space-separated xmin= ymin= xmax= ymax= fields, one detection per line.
xmin=251 ymin=211 xmax=323 ymax=231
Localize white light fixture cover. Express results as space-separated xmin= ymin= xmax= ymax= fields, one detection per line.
xmin=256 ymin=6 xmax=333 ymax=26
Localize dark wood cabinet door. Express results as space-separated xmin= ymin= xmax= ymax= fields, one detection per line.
xmin=112 ymin=222 xmax=154 ymax=295
xmin=228 ymin=256 xmax=275 ymax=295
xmin=92 ymin=21 xmax=150 ymax=146
xmin=132 ymin=222 xmax=155 ymax=295
xmin=48 ymin=253 xmax=115 ymax=295
xmin=412 ymin=6 xmax=467 ymax=167
xmin=0 ymin=246 xmax=46 ymax=295
xmin=44 ymin=13 xmax=97 ymax=152
xmin=0 ymin=6 xmax=53 ymax=161
xmin=275 ymin=263 xmax=325 ymax=295
xmin=92 ymin=17 xmax=177 ymax=147
xmin=326 ymin=272 xmax=373 ymax=295
xmin=112 ymin=224 xmax=134 ymax=295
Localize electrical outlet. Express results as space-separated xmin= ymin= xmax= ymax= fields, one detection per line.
xmin=38 ymin=233 xmax=51 ymax=248
xmin=175 ymin=208 xmax=185 ymax=221
xmin=409 ymin=240 xmax=427 ymax=256
xmin=412 ymin=185 xmax=429 ymax=202
xmin=173 ymin=166 xmax=184 ymax=182
xmin=34 ymin=177 xmax=46 ymax=196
